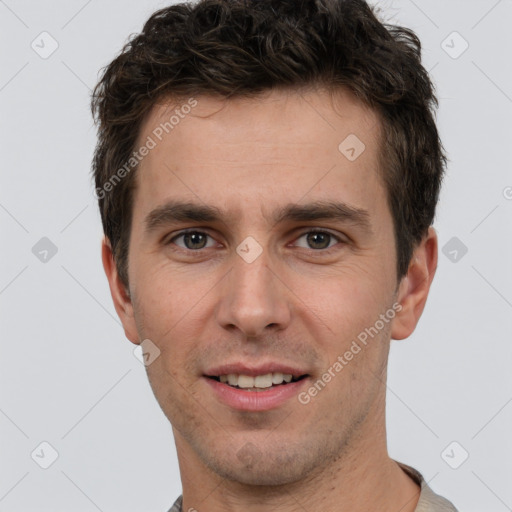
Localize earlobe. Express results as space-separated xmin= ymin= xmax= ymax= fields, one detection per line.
xmin=101 ymin=236 xmax=140 ymax=344
xmin=391 ymin=227 xmax=438 ymax=341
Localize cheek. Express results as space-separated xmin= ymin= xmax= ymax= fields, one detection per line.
xmin=299 ymin=268 xmax=388 ymax=338
xmin=299 ymin=270 xmax=393 ymax=391
xmin=131 ymin=258 xmax=210 ymax=336
xmin=132 ymin=267 xmax=216 ymax=379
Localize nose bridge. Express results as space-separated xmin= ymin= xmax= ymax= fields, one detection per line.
xmin=233 ymin=247 xmax=273 ymax=301
xmin=216 ymin=240 xmax=291 ymax=337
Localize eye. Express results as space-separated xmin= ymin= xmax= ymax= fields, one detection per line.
xmin=169 ymin=230 xmax=217 ymax=250
xmin=293 ymin=230 xmax=342 ymax=250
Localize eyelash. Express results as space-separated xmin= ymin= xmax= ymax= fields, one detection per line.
xmin=166 ymin=229 xmax=346 ymax=253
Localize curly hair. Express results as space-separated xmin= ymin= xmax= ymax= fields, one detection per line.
xmin=91 ymin=0 xmax=447 ymax=290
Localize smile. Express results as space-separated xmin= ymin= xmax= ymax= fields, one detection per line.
xmin=204 ymin=369 xmax=310 ymax=411
xmin=209 ymin=372 xmax=307 ymax=391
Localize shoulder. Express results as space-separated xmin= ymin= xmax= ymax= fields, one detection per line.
xmin=166 ymin=494 xmax=183 ymax=512
xmin=397 ymin=461 xmax=459 ymax=512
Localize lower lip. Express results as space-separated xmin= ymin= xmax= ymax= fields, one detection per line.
xmin=203 ymin=377 xmax=308 ymax=411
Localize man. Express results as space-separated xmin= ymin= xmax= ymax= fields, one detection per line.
xmin=91 ymin=0 xmax=458 ymax=510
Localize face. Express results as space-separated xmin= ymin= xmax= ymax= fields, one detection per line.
xmin=103 ymin=87 xmax=435 ymax=487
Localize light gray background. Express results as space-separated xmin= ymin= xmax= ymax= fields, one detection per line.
xmin=1 ymin=0 xmax=511 ymax=510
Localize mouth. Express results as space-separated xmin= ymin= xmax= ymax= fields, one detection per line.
xmin=203 ymin=366 xmax=311 ymax=411
xmin=206 ymin=372 xmax=309 ymax=392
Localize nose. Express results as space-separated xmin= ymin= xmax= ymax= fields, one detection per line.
xmin=215 ymin=247 xmax=292 ymax=338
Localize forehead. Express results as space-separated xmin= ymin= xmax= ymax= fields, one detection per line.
xmin=132 ymin=87 xmax=385 ymax=219
xmin=138 ymin=86 xmax=380 ymax=153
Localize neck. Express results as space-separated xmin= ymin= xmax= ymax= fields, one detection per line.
xmin=174 ymin=412 xmax=420 ymax=512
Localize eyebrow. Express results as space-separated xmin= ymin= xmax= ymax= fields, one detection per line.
xmin=143 ymin=200 xmax=373 ymax=236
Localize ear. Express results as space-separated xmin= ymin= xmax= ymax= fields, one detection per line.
xmin=101 ymin=236 xmax=140 ymax=345
xmin=391 ymin=227 xmax=438 ymax=340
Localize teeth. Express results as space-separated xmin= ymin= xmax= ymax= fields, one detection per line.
xmin=238 ymin=375 xmax=255 ymax=388
xmin=217 ymin=372 xmax=296 ymax=388
xmin=254 ymin=374 xmax=273 ymax=388
xmin=272 ymin=372 xmax=283 ymax=384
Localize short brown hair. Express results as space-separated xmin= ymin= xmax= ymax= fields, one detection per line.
xmin=91 ymin=0 xmax=447 ymax=289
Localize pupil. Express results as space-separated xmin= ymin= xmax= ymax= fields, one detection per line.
xmin=307 ymin=232 xmax=330 ymax=249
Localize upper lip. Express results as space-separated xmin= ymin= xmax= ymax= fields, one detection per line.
xmin=204 ymin=362 xmax=309 ymax=378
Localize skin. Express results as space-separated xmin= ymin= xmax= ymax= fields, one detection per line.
xmin=102 ymin=86 xmax=438 ymax=512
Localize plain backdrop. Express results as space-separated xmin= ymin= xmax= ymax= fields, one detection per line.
xmin=1 ymin=0 xmax=511 ymax=510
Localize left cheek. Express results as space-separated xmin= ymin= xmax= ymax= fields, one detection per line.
xmin=318 ymin=277 xmax=383 ymax=329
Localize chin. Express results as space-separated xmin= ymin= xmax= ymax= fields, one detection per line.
xmin=203 ymin=446 xmax=316 ymax=487
xmin=213 ymin=462 xmax=303 ymax=487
